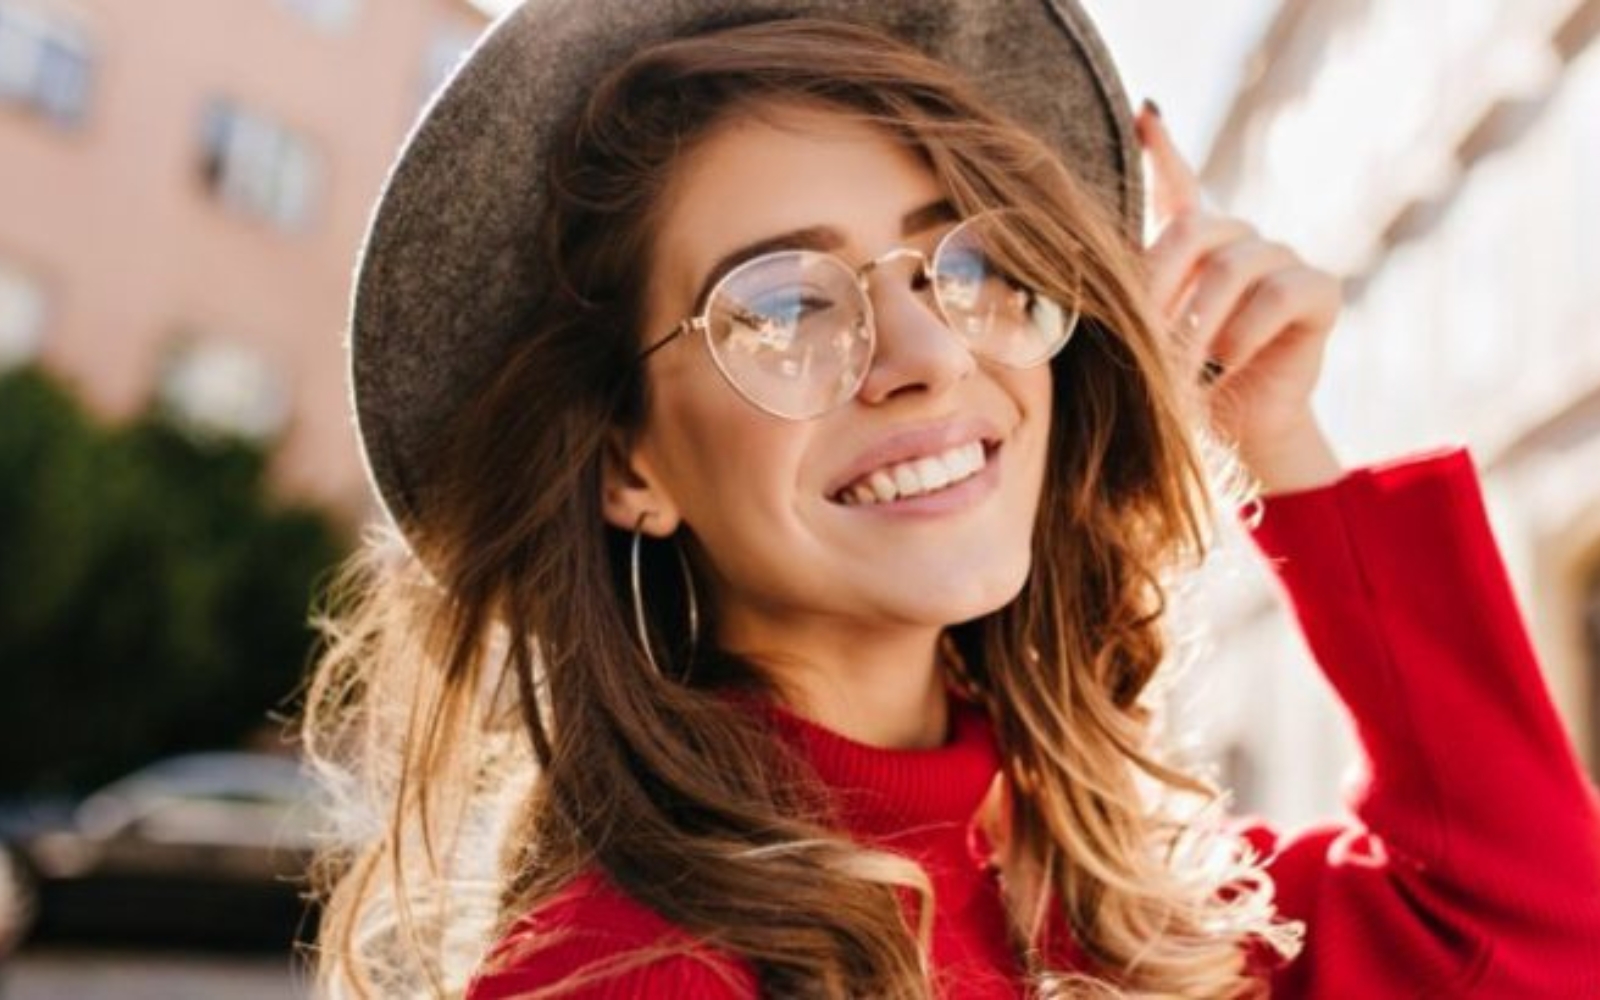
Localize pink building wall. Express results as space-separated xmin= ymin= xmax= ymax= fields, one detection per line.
xmin=0 ymin=0 xmax=486 ymax=513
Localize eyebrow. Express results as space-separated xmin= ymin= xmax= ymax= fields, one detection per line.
xmin=689 ymin=197 xmax=960 ymax=311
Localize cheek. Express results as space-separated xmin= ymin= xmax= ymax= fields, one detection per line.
xmin=644 ymin=380 xmax=814 ymax=557
xmin=1027 ymin=365 xmax=1055 ymax=422
xmin=1009 ymin=368 xmax=1056 ymax=548
xmin=674 ymin=434 xmax=821 ymax=619
xmin=1009 ymin=366 xmax=1055 ymax=473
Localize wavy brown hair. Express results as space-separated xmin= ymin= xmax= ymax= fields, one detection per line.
xmin=303 ymin=18 xmax=1302 ymax=999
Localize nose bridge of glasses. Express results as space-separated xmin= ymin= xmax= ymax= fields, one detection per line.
xmin=856 ymin=246 xmax=932 ymax=292
xmin=853 ymin=243 xmax=976 ymax=383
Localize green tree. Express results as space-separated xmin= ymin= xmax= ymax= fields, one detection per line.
xmin=0 ymin=366 xmax=346 ymax=793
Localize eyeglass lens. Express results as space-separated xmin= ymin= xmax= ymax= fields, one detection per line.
xmin=703 ymin=213 xmax=1075 ymax=419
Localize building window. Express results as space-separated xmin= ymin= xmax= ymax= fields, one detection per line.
xmin=199 ymin=100 xmax=322 ymax=232
xmin=277 ymin=0 xmax=359 ymax=34
xmin=0 ymin=2 xmax=93 ymax=127
xmin=158 ymin=339 xmax=289 ymax=443
xmin=0 ymin=260 xmax=46 ymax=370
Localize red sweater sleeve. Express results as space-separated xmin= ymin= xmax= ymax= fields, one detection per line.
xmin=1241 ymin=446 xmax=1600 ymax=997
xmin=464 ymin=872 xmax=756 ymax=999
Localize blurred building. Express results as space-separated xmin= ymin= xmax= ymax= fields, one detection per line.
xmin=0 ymin=0 xmax=487 ymax=512
xmin=1188 ymin=0 xmax=1600 ymax=825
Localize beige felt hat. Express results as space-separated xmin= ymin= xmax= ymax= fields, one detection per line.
xmin=349 ymin=0 xmax=1142 ymax=539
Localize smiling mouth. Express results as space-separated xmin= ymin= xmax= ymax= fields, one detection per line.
xmin=833 ymin=440 xmax=994 ymax=506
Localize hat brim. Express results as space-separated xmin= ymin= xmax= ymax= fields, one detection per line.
xmin=350 ymin=0 xmax=1141 ymax=539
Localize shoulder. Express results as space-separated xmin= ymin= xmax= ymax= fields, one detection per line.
xmin=466 ymin=870 xmax=757 ymax=1000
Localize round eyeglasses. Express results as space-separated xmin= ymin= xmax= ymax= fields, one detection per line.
xmin=636 ymin=210 xmax=1080 ymax=420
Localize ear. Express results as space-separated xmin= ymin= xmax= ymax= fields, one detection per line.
xmin=600 ymin=428 xmax=682 ymax=537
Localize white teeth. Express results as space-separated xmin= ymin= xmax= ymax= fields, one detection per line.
xmin=891 ymin=464 xmax=918 ymax=495
xmin=913 ymin=456 xmax=951 ymax=491
xmin=868 ymin=470 xmax=897 ymax=502
xmin=838 ymin=441 xmax=988 ymax=505
xmin=949 ymin=441 xmax=984 ymax=478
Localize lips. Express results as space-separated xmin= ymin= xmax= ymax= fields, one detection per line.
xmin=826 ymin=420 xmax=1001 ymax=507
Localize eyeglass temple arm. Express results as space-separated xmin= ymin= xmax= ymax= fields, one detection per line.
xmin=636 ymin=319 xmax=702 ymax=362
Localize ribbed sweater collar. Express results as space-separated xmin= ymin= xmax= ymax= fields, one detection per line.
xmin=766 ymin=692 xmax=1001 ymax=842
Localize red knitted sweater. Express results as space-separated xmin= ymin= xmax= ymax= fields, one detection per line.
xmin=467 ymin=448 xmax=1600 ymax=998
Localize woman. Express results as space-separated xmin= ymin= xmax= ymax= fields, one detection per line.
xmin=305 ymin=2 xmax=1600 ymax=997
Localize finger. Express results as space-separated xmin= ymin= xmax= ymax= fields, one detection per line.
xmin=1203 ymin=267 xmax=1341 ymax=387
xmin=1137 ymin=101 xmax=1202 ymax=228
xmin=1182 ymin=239 xmax=1301 ymax=352
xmin=1145 ymin=212 xmax=1257 ymax=318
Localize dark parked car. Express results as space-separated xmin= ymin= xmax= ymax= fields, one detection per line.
xmin=0 ymin=752 xmax=323 ymax=950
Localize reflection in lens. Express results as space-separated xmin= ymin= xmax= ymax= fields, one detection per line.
xmin=933 ymin=213 xmax=1077 ymax=368
xmin=705 ymin=251 xmax=870 ymax=419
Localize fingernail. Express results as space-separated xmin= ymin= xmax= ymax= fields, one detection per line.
xmin=1141 ymin=98 xmax=1162 ymax=119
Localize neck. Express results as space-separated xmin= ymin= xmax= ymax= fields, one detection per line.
xmin=720 ymin=618 xmax=950 ymax=749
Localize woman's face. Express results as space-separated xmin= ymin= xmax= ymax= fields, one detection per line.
xmin=611 ymin=102 xmax=1053 ymax=659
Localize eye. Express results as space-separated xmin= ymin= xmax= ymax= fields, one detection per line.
xmin=745 ymin=289 xmax=837 ymax=326
xmin=721 ymin=288 xmax=840 ymax=359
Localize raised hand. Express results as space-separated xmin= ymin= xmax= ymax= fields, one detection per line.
xmin=1137 ymin=101 xmax=1344 ymax=495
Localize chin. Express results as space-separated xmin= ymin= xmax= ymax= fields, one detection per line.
xmin=902 ymin=554 xmax=1034 ymax=627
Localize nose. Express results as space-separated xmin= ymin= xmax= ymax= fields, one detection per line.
xmin=855 ymin=259 xmax=976 ymax=406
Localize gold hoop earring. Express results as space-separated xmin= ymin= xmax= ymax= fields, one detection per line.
xmin=630 ymin=514 xmax=701 ymax=680
xmin=678 ymin=538 xmax=701 ymax=668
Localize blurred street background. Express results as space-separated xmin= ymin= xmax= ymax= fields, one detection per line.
xmin=6 ymin=945 xmax=299 ymax=998
xmin=1 ymin=0 xmax=1597 ymax=994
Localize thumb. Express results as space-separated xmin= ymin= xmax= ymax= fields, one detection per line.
xmin=1137 ymin=100 xmax=1202 ymax=228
